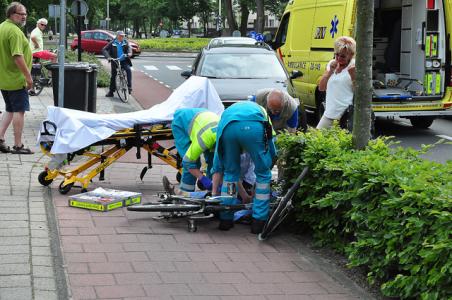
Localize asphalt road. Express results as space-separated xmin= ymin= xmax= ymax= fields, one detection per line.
xmin=131 ymin=54 xmax=195 ymax=90
xmin=129 ymin=54 xmax=451 ymax=163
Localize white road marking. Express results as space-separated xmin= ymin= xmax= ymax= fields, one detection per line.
xmin=167 ymin=65 xmax=182 ymax=70
xmin=187 ymin=65 xmax=192 ymax=68
xmin=144 ymin=65 xmax=158 ymax=71
xmin=436 ymin=135 xmax=452 ymax=141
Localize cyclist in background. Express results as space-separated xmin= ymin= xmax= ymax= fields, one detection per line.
xmin=102 ymin=31 xmax=133 ymax=97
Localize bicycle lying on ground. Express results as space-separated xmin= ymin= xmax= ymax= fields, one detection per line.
xmin=128 ymin=166 xmax=309 ymax=238
xmin=258 ymin=166 xmax=309 ymax=240
xmin=111 ymin=57 xmax=129 ymax=103
xmin=127 ymin=193 xmax=251 ymax=232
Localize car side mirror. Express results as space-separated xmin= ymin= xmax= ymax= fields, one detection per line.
xmin=106 ymin=38 xmax=112 ymax=42
xmin=180 ymin=70 xmax=192 ymax=78
xmin=290 ymin=70 xmax=303 ymax=80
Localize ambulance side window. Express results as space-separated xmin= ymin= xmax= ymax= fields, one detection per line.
xmin=274 ymin=13 xmax=290 ymax=49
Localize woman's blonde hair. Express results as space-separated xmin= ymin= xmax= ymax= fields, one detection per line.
xmin=334 ymin=36 xmax=356 ymax=56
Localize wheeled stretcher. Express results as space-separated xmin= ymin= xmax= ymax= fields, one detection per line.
xmin=38 ymin=120 xmax=181 ymax=194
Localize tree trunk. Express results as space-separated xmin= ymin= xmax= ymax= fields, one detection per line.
xmin=224 ymin=0 xmax=237 ymax=33
xmin=203 ymin=14 xmax=208 ymax=37
xmin=187 ymin=20 xmax=192 ymax=38
xmin=352 ymin=0 xmax=374 ymax=149
xmin=255 ymin=0 xmax=265 ymax=33
xmin=239 ymin=1 xmax=249 ymax=36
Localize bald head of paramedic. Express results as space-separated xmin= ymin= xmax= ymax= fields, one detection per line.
xmin=253 ymin=88 xmax=299 ymax=133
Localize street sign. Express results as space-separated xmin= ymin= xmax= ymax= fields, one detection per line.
xmin=48 ymin=4 xmax=60 ymax=18
xmin=70 ymin=0 xmax=88 ymax=16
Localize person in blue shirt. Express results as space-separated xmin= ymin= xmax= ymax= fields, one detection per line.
xmin=102 ymin=31 xmax=133 ymax=97
xmin=211 ymin=101 xmax=277 ymax=234
xmin=252 ymin=89 xmax=299 ymax=133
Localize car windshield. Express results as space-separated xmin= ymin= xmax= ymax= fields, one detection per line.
xmin=199 ymin=53 xmax=287 ymax=79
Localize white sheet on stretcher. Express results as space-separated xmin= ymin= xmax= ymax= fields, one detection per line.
xmin=39 ymin=76 xmax=225 ymax=154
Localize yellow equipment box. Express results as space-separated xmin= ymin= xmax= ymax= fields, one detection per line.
xmin=69 ymin=188 xmax=142 ymax=211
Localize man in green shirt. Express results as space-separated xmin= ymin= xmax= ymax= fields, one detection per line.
xmin=0 ymin=2 xmax=34 ymax=154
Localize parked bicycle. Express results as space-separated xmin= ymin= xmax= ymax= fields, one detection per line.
xmin=111 ymin=57 xmax=129 ymax=103
xmin=30 ymin=49 xmax=57 ymax=96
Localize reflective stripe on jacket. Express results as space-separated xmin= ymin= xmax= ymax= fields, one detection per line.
xmin=183 ymin=111 xmax=219 ymax=163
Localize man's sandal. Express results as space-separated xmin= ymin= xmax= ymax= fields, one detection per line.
xmin=10 ymin=145 xmax=34 ymax=155
xmin=0 ymin=139 xmax=10 ymax=153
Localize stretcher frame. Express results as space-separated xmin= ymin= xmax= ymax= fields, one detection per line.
xmin=38 ymin=121 xmax=181 ymax=194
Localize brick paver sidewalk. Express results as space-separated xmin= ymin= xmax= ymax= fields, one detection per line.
xmin=1 ymin=85 xmax=373 ymax=299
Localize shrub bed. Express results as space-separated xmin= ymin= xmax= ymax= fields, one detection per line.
xmin=137 ymin=38 xmax=210 ymax=52
xmin=276 ymin=127 xmax=451 ymax=299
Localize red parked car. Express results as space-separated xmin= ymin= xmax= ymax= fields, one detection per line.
xmin=70 ymin=30 xmax=141 ymax=57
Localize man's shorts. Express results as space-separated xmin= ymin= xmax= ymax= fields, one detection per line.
xmin=1 ymin=88 xmax=30 ymax=112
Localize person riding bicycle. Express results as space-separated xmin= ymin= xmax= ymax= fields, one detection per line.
xmin=102 ymin=31 xmax=133 ymax=97
xmin=212 ymin=101 xmax=277 ymax=233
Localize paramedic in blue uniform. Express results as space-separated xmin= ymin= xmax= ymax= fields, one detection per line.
xmin=212 ymin=101 xmax=277 ymax=233
xmin=169 ymin=108 xmax=219 ymax=193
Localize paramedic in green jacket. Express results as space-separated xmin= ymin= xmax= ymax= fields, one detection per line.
xmin=171 ymin=108 xmax=219 ymax=192
xmin=212 ymin=101 xmax=277 ymax=234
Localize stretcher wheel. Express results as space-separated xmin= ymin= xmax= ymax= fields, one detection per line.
xmin=176 ymin=172 xmax=181 ymax=183
xmin=38 ymin=170 xmax=53 ymax=186
xmin=188 ymin=219 xmax=197 ymax=232
xmin=59 ymin=181 xmax=74 ymax=195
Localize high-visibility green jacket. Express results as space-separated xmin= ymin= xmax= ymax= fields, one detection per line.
xmin=184 ymin=111 xmax=219 ymax=164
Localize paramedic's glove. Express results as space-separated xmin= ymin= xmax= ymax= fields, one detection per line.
xmin=199 ymin=176 xmax=212 ymax=191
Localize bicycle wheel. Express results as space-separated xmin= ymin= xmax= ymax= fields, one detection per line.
xmin=258 ymin=167 xmax=309 ymax=240
xmin=127 ymin=203 xmax=201 ymax=212
xmin=116 ymin=70 xmax=128 ymax=103
xmin=32 ymin=74 xmax=45 ymax=96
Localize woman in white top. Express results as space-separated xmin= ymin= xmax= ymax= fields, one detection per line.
xmin=317 ymin=36 xmax=356 ymax=129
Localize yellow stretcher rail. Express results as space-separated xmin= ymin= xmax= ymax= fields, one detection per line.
xmin=38 ymin=122 xmax=181 ymax=194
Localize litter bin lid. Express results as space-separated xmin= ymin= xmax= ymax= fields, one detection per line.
xmin=46 ymin=63 xmax=92 ymax=71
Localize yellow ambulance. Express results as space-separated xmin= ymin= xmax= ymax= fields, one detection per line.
xmin=272 ymin=0 xmax=452 ymax=128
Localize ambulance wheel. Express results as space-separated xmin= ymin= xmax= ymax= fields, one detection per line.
xmin=81 ymin=188 xmax=88 ymax=193
xmin=176 ymin=172 xmax=181 ymax=183
xmin=38 ymin=170 xmax=53 ymax=186
xmin=409 ymin=117 xmax=434 ymax=129
xmin=59 ymin=181 xmax=73 ymax=194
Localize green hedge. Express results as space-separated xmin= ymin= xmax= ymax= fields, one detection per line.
xmin=137 ymin=38 xmax=210 ymax=52
xmin=64 ymin=51 xmax=110 ymax=87
xmin=276 ymin=127 xmax=452 ymax=299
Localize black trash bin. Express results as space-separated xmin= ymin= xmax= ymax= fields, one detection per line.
xmin=46 ymin=63 xmax=93 ymax=111
xmin=87 ymin=64 xmax=98 ymax=113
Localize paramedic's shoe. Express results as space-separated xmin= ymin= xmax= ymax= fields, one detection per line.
xmin=162 ymin=176 xmax=175 ymax=195
xmin=251 ymin=218 xmax=266 ymax=234
xmin=105 ymin=91 xmax=114 ymax=97
xmin=128 ymin=88 xmax=132 ymax=95
xmin=218 ymin=219 xmax=234 ymax=231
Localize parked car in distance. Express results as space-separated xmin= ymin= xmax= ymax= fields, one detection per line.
xmin=70 ymin=30 xmax=141 ymax=57
xmin=181 ymin=37 xmax=305 ymax=129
